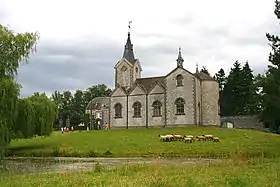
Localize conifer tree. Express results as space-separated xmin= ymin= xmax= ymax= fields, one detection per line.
xmin=223 ymin=61 xmax=244 ymax=115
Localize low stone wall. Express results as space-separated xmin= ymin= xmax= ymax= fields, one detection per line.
xmin=221 ymin=115 xmax=264 ymax=130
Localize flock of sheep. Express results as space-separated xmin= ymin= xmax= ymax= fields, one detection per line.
xmin=158 ymin=134 xmax=220 ymax=143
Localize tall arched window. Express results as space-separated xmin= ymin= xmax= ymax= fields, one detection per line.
xmin=176 ymin=74 xmax=183 ymax=87
xmin=152 ymin=100 xmax=162 ymax=117
xmin=175 ymin=98 xmax=185 ymax=115
xmin=114 ymin=103 xmax=122 ymax=118
xmin=133 ymin=101 xmax=142 ymax=117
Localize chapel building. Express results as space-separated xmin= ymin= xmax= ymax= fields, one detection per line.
xmin=108 ymin=30 xmax=221 ymax=128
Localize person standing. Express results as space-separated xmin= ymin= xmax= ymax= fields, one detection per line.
xmin=105 ymin=123 xmax=109 ymax=130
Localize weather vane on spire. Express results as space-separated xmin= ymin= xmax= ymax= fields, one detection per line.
xmin=128 ymin=21 xmax=132 ymax=33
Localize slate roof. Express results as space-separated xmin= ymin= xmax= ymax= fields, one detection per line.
xmin=194 ymin=72 xmax=216 ymax=81
xmin=85 ymin=97 xmax=110 ymax=110
xmin=122 ymin=33 xmax=137 ymax=64
xmin=134 ymin=76 xmax=166 ymax=92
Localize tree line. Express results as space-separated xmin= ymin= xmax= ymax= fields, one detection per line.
xmin=51 ymin=84 xmax=111 ymax=129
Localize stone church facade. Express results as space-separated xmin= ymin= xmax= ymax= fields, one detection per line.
xmin=108 ymin=31 xmax=220 ymax=129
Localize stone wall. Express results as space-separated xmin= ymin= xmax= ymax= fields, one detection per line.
xmin=115 ymin=60 xmax=133 ymax=88
xmin=194 ymin=77 xmax=201 ymax=125
xmin=165 ymin=68 xmax=195 ymax=126
xmin=221 ymin=115 xmax=264 ymax=130
xmin=148 ymin=93 xmax=165 ymax=127
xmin=102 ymin=108 xmax=109 ymax=128
xmin=128 ymin=94 xmax=146 ymax=128
xmin=110 ymin=96 xmax=127 ymax=128
xmin=132 ymin=61 xmax=141 ymax=84
xmin=201 ymin=80 xmax=220 ymax=126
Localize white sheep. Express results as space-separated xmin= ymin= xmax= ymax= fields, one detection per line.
xmin=158 ymin=135 xmax=169 ymax=142
xmin=202 ymin=134 xmax=214 ymax=141
xmin=184 ymin=137 xmax=193 ymax=143
xmin=184 ymin=135 xmax=194 ymax=139
xmin=172 ymin=134 xmax=184 ymax=141
xmin=165 ymin=134 xmax=175 ymax=141
xmin=212 ymin=137 xmax=220 ymax=142
xmin=196 ymin=135 xmax=206 ymax=141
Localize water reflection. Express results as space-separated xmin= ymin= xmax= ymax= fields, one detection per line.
xmin=3 ymin=157 xmax=222 ymax=174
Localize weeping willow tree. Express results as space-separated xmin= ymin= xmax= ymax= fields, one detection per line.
xmin=0 ymin=24 xmax=39 ymax=162
xmin=15 ymin=98 xmax=36 ymax=138
xmin=28 ymin=93 xmax=58 ymax=136
xmin=0 ymin=77 xmax=20 ymax=160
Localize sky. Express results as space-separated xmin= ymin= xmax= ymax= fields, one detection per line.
xmin=0 ymin=0 xmax=279 ymax=97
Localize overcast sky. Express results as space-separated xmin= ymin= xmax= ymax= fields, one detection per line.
xmin=0 ymin=0 xmax=279 ymax=97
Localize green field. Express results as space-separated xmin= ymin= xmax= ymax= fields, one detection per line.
xmin=1 ymin=158 xmax=280 ymax=187
xmin=7 ymin=127 xmax=280 ymax=158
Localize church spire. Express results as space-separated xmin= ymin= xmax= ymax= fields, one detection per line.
xmin=176 ymin=46 xmax=184 ymax=68
xmin=122 ymin=21 xmax=135 ymax=63
xmin=196 ymin=63 xmax=199 ymax=73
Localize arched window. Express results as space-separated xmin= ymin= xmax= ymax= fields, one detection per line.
xmin=133 ymin=101 xmax=142 ymax=117
xmin=152 ymin=100 xmax=162 ymax=117
xmin=175 ymin=98 xmax=185 ymax=115
xmin=135 ymin=67 xmax=138 ymax=73
xmin=176 ymin=74 xmax=183 ymax=87
xmin=114 ymin=103 xmax=122 ymax=118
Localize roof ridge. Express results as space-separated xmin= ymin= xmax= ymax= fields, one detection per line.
xmin=136 ymin=76 xmax=165 ymax=80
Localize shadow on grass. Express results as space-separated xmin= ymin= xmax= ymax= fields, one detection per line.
xmin=5 ymin=144 xmax=47 ymax=157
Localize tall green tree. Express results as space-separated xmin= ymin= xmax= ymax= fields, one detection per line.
xmin=223 ymin=61 xmax=243 ymax=116
xmin=83 ymin=84 xmax=112 ymax=104
xmin=240 ymin=62 xmax=259 ymax=114
xmin=222 ymin=61 xmax=259 ymax=116
xmin=51 ymin=90 xmax=63 ymax=128
xmin=259 ymin=0 xmax=280 ymax=130
xmin=60 ymin=90 xmax=73 ymax=122
xmin=28 ymin=93 xmax=58 ymax=136
xmin=215 ymin=68 xmax=226 ymax=91
xmin=71 ymin=89 xmax=85 ymax=127
xmin=0 ymin=24 xmax=39 ymax=161
xmin=214 ymin=68 xmax=226 ymax=116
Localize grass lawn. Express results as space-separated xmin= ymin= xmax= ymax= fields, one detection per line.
xmin=1 ymin=158 xmax=280 ymax=187
xmin=7 ymin=127 xmax=280 ymax=158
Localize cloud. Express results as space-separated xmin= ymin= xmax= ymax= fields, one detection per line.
xmin=17 ymin=36 xmax=122 ymax=97
xmin=1 ymin=0 xmax=279 ymax=97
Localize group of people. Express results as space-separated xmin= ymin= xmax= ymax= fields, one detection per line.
xmin=60 ymin=122 xmax=109 ymax=134
xmin=61 ymin=126 xmax=74 ymax=134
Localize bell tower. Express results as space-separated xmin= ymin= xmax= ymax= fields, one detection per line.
xmin=114 ymin=21 xmax=142 ymax=89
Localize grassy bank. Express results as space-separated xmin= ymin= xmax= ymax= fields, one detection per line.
xmin=1 ymin=158 xmax=280 ymax=187
xmin=7 ymin=127 xmax=280 ymax=158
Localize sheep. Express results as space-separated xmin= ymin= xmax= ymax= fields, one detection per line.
xmin=212 ymin=137 xmax=220 ymax=142
xmin=172 ymin=134 xmax=184 ymax=141
xmin=158 ymin=135 xmax=169 ymax=142
xmin=165 ymin=134 xmax=175 ymax=141
xmin=202 ymin=134 xmax=214 ymax=141
xmin=196 ymin=135 xmax=206 ymax=141
xmin=184 ymin=137 xmax=193 ymax=143
xmin=184 ymin=135 xmax=194 ymax=139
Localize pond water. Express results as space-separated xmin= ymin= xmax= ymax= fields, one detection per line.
xmin=3 ymin=157 xmax=222 ymax=174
